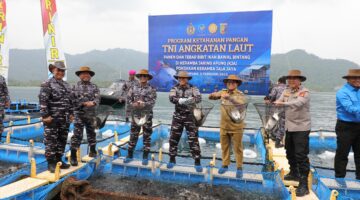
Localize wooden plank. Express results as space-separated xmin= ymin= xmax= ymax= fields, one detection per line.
xmin=269 ymin=140 xmax=290 ymax=173
xmin=4 ymin=123 xmax=42 ymax=131
xmin=0 ymin=143 xmax=44 ymax=154
xmin=287 ymin=187 xmax=319 ymax=200
xmin=159 ymin=164 xmax=206 ymax=175
xmin=36 ymin=163 xmax=85 ymax=182
xmin=0 ymin=177 xmax=49 ymax=199
xmin=119 ymin=135 xmax=130 ymax=144
xmin=283 ymin=180 xmax=299 ymax=187
xmin=269 ymin=140 xmax=319 ymax=199
xmin=101 ymin=144 xmax=119 ymax=156
xmin=112 ymin=158 xmax=157 ymax=169
xmin=320 ymin=177 xmax=360 ymax=190
xmin=100 ymin=135 xmax=132 ymax=156
xmin=81 ymin=155 xmax=95 ymax=163
xmin=211 ymin=168 xmax=263 ymax=182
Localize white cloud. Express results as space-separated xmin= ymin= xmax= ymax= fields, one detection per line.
xmin=4 ymin=0 xmax=360 ymax=64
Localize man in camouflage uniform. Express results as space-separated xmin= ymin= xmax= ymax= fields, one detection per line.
xmin=0 ymin=75 xmax=10 ymax=142
xmin=209 ymin=75 xmax=247 ymax=178
xmin=275 ymin=70 xmax=311 ymax=197
xmin=266 ymin=76 xmax=287 ymax=148
xmin=167 ymin=71 xmax=203 ymax=172
xmin=70 ymin=66 xmax=100 ymax=166
xmin=120 ymin=70 xmax=139 ymax=122
xmin=124 ymin=69 xmax=156 ymax=165
xmin=39 ymin=61 xmax=74 ymax=173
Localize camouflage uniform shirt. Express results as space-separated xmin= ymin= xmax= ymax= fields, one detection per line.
xmin=169 ymin=84 xmax=202 ymax=114
xmin=72 ymin=81 xmax=100 ymax=117
xmin=0 ymin=75 xmax=10 ymax=113
xmin=127 ymin=83 xmax=157 ymax=114
xmin=39 ymin=77 xmax=74 ymax=120
xmin=268 ymin=83 xmax=286 ymax=102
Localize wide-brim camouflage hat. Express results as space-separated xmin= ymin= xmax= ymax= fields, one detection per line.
xmin=285 ymin=69 xmax=306 ymax=82
xmin=342 ymin=69 xmax=360 ymax=79
xmin=75 ymin=66 xmax=95 ymax=77
xmin=223 ymin=74 xmax=242 ymax=85
xmin=48 ymin=61 xmax=67 ymax=73
xmin=174 ymin=71 xmax=192 ymax=80
xmin=135 ymin=69 xmax=153 ymax=80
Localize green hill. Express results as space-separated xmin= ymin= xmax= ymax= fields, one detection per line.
xmin=271 ymin=49 xmax=359 ymax=91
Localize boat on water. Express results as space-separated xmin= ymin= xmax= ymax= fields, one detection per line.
xmin=100 ymin=79 xmax=126 ymax=109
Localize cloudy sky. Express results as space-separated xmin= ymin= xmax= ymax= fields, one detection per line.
xmin=5 ymin=0 xmax=360 ymax=64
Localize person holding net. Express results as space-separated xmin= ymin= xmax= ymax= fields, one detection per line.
xmin=124 ymin=69 xmax=157 ymax=165
xmin=70 ymin=66 xmax=100 ymax=166
xmin=265 ymin=76 xmax=287 ymax=148
xmin=167 ymin=71 xmax=203 ymax=172
xmin=209 ymin=75 xmax=247 ymax=178
xmin=274 ymin=69 xmax=311 ymax=197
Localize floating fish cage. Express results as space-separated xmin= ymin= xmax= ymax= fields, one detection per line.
xmin=6 ymin=100 xmax=40 ymax=114
xmin=1 ymin=120 xmax=360 ymax=199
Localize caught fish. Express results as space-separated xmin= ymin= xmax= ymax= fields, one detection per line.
xmin=265 ymin=112 xmax=280 ymax=131
xmin=193 ymin=108 xmax=203 ymax=121
xmin=133 ymin=114 xmax=147 ymax=126
xmin=229 ymin=108 xmax=246 ymax=123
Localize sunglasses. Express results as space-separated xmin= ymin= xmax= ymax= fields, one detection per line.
xmin=138 ymin=75 xmax=148 ymax=78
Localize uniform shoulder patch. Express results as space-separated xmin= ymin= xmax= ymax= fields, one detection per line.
xmin=299 ymin=91 xmax=308 ymax=97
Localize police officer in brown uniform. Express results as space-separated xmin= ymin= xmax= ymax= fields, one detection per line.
xmin=275 ymin=70 xmax=311 ymax=197
xmin=209 ymin=75 xmax=247 ymax=178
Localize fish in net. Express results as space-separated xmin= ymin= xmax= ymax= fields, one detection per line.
xmin=192 ymin=100 xmax=214 ymax=127
xmin=221 ymin=94 xmax=250 ymax=124
xmin=253 ymin=103 xmax=285 ymax=138
xmin=94 ymin=105 xmax=117 ymax=129
xmin=129 ymin=106 xmax=152 ymax=126
xmin=61 ymin=177 xmax=162 ymax=200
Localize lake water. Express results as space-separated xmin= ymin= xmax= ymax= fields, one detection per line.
xmin=10 ymin=87 xmax=337 ymax=131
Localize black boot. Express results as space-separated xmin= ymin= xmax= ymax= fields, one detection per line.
xmin=47 ymin=160 xmax=56 ymax=173
xmin=236 ymin=167 xmax=243 ymax=178
xmin=89 ymin=145 xmax=97 ymax=157
xmin=284 ymin=170 xmax=300 ymax=181
xmin=296 ymin=176 xmax=309 ymax=197
xmin=70 ymin=149 xmax=78 ymax=166
xmin=143 ymin=151 xmax=149 ymax=160
xmin=57 ymin=156 xmax=70 ymax=169
xmin=275 ymin=139 xmax=284 ymax=148
xmin=124 ymin=150 xmax=133 ymax=163
xmin=194 ymin=158 xmax=203 ymax=172
xmin=167 ymin=156 xmax=176 ymax=169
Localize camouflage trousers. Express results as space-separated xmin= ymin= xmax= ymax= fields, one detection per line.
xmin=128 ymin=117 xmax=153 ymax=153
xmin=71 ymin=116 xmax=97 ymax=150
xmin=273 ymin=111 xmax=285 ymax=140
xmin=44 ymin=121 xmax=70 ymax=161
xmin=0 ymin=113 xmax=4 ymax=140
xmin=169 ymin=113 xmax=201 ymax=160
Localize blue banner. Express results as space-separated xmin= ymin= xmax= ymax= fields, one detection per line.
xmin=149 ymin=11 xmax=273 ymax=95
